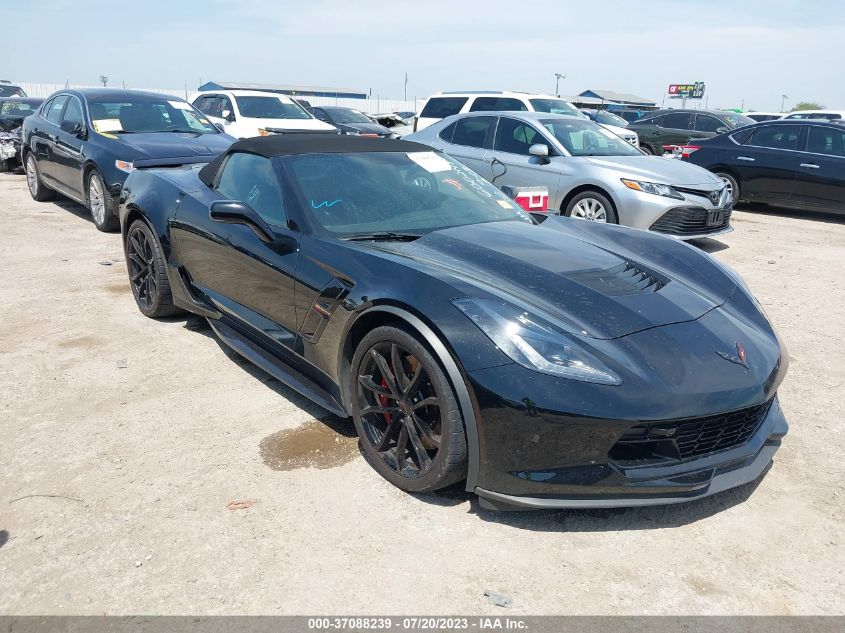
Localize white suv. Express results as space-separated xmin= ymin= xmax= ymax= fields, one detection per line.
xmin=192 ymin=89 xmax=337 ymax=139
xmin=415 ymin=91 xmax=638 ymax=147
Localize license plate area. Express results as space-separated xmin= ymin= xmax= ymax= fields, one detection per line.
xmin=707 ymin=209 xmax=726 ymax=226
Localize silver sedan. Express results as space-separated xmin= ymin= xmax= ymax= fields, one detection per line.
xmin=405 ymin=112 xmax=733 ymax=240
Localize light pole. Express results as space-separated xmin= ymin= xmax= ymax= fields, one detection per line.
xmin=99 ymin=75 xmax=108 ymax=88
xmin=555 ymin=73 xmax=566 ymax=97
xmin=781 ymin=94 xmax=789 ymax=112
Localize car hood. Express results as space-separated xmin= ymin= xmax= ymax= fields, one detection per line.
xmin=583 ymin=155 xmax=721 ymax=187
xmin=110 ymin=132 xmax=234 ymax=163
xmin=336 ymin=122 xmax=391 ymax=136
xmin=368 ymin=220 xmax=733 ymax=340
xmin=600 ymin=123 xmax=636 ymax=138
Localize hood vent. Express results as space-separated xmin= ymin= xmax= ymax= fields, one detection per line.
xmin=568 ymin=261 xmax=667 ymax=296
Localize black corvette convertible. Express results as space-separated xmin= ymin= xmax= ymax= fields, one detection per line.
xmin=118 ymin=135 xmax=788 ymax=510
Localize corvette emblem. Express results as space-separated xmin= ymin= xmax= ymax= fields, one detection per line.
xmin=717 ymin=342 xmax=749 ymax=369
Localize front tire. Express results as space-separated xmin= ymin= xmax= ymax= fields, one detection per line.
xmin=125 ymin=219 xmax=181 ymax=318
xmin=715 ymin=172 xmax=740 ymax=206
xmin=351 ymin=325 xmax=467 ymax=492
xmin=87 ymin=170 xmax=119 ymax=232
xmin=25 ymin=153 xmax=56 ymax=202
xmin=564 ymin=191 xmax=619 ymax=224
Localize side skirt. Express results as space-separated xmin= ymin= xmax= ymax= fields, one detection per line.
xmin=208 ymin=318 xmax=349 ymax=419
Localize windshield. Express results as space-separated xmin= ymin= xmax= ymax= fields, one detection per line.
xmin=724 ymin=113 xmax=756 ymax=127
xmin=529 ymin=99 xmax=586 ymax=118
xmin=595 ymin=111 xmax=629 ymax=127
xmin=87 ymin=97 xmax=218 ymax=134
xmin=541 ymin=118 xmax=642 ymax=156
xmin=329 ymin=109 xmax=374 ymax=124
xmin=0 ymin=86 xmax=26 ymax=97
xmin=284 ymin=151 xmax=533 ymax=237
xmin=235 ymin=96 xmax=312 ymax=120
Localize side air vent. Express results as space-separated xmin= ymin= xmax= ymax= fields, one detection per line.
xmin=568 ymin=261 xmax=668 ymax=296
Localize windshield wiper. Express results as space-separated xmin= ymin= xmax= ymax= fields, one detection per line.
xmin=342 ymin=232 xmax=421 ymax=242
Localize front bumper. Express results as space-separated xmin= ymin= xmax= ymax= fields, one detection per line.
xmin=475 ymin=398 xmax=786 ymax=510
xmin=612 ymin=186 xmax=733 ymax=241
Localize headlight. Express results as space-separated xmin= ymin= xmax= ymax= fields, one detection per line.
xmin=115 ymin=160 xmax=134 ymax=173
xmin=621 ymin=178 xmax=682 ymax=199
xmin=452 ymin=298 xmax=621 ymax=385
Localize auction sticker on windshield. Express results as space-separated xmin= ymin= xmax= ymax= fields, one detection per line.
xmin=93 ymin=119 xmax=122 ymax=133
xmin=408 ymin=151 xmax=452 ymax=173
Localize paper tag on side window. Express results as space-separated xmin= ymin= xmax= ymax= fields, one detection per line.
xmin=168 ymin=100 xmax=193 ymax=111
xmin=407 ymin=151 xmax=451 ymax=173
xmin=93 ymin=119 xmax=123 ymax=133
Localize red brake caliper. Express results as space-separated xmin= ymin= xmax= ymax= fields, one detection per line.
xmin=379 ymin=378 xmax=393 ymax=424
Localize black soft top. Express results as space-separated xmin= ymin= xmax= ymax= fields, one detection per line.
xmin=198 ymin=134 xmax=432 ymax=186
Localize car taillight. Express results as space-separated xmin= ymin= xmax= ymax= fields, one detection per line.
xmin=677 ymin=145 xmax=701 ymax=159
xmin=413 ymin=117 xmax=418 ymax=132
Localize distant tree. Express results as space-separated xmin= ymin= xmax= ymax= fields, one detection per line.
xmin=794 ymin=101 xmax=824 ymax=111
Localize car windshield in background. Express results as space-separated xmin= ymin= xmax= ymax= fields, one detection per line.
xmin=541 ymin=118 xmax=642 ymax=156
xmin=87 ymin=97 xmax=217 ymax=134
xmin=0 ymin=100 xmax=39 ymax=116
xmin=595 ymin=111 xmax=629 ymax=127
xmin=235 ymin=96 xmax=311 ymax=119
xmin=529 ymin=99 xmax=585 ymax=118
xmin=0 ymin=86 xmax=26 ymax=97
xmin=285 ymin=151 xmax=533 ymax=237
xmin=330 ymin=109 xmax=374 ymax=124
xmin=725 ymin=113 xmax=756 ymax=128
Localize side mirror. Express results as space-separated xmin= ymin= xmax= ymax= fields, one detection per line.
xmin=529 ymin=143 xmax=551 ymax=164
xmin=209 ymin=200 xmax=275 ymax=243
xmin=214 ymin=122 xmax=226 ymax=133
xmin=221 ymin=110 xmax=235 ymax=122
xmin=716 ymin=126 xmax=729 ymax=134
xmin=61 ymin=120 xmax=85 ymax=137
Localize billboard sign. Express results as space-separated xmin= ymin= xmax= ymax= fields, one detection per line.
xmin=668 ymin=82 xmax=705 ymax=99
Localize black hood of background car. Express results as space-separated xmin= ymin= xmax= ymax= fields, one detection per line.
xmin=366 ymin=220 xmax=734 ymax=340
xmin=103 ymin=131 xmax=234 ymax=164
xmin=336 ymin=122 xmax=392 ymax=136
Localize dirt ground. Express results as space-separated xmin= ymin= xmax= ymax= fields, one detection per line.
xmin=0 ymin=171 xmax=843 ymax=615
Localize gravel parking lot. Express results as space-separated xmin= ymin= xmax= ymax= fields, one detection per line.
xmin=0 ymin=171 xmax=843 ymax=615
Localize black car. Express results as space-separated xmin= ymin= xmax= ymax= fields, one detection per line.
xmin=682 ymin=119 xmax=845 ymax=214
xmin=118 ymin=134 xmax=788 ymax=510
xmin=628 ymin=109 xmax=756 ymax=155
xmin=21 ymin=89 xmax=235 ymax=231
xmin=0 ymin=97 xmax=42 ymax=131
xmin=309 ymin=106 xmax=392 ymax=137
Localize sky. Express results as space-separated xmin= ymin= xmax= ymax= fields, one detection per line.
xmin=5 ymin=0 xmax=844 ymax=111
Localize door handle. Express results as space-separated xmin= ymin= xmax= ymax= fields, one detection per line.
xmin=737 ymin=156 xmax=755 ymax=162
xmin=800 ymin=163 xmax=820 ymax=169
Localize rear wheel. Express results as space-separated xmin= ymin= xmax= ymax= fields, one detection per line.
xmin=565 ymin=191 xmax=619 ymax=224
xmin=87 ymin=170 xmax=119 ymax=232
xmin=25 ymin=153 xmax=56 ymax=201
xmin=715 ymin=172 xmax=740 ymax=206
xmin=125 ymin=219 xmax=181 ymax=318
xmin=351 ymin=325 xmax=467 ymax=492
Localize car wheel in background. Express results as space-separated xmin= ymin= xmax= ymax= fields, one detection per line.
xmin=351 ymin=325 xmax=467 ymax=492
xmin=25 ymin=153 xmax=56 ymax=202
xmin=565 ymin=191 xmax=618 ymax=224
xmin=640 ymin=144 xmax=654 ymax=155
xmin=87 ymin=170 xmax=119 ymax=232
xmin=125 ymin=219 xmax=182 ymax=318
xmin=716 ymin=172 xmax=740 ymax=206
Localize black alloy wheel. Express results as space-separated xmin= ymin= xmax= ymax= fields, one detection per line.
xmin=125 ymin=219 xmax=180 ymax=318
xmin=352 ymin=326 xmax=466 ymax=492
